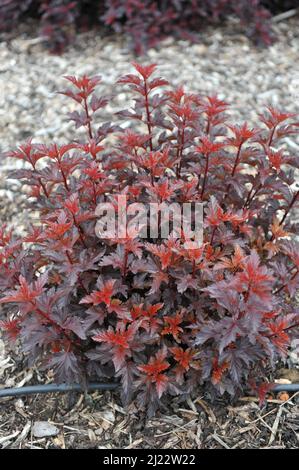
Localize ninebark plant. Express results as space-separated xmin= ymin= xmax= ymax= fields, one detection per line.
xmin=0 ymin=0 xmax=287 ymax=53
xmin=1 ymin=63 xmax=299 ymax=414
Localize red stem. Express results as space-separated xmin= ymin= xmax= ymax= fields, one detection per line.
xmin=268 ymin=125 xmax=277 ymax=147
xmin=92 ymin=182 xmax=97 ymax=206
xmin=28 ymin=157 xmax=49 ymax=198
xmin=176 ymin=118 xmax=186 ymax=178
xmin=206 ymin=119 xmax=210 ymax=135
xmin=58 ymin=164 xmax=69 ymax=191
xmin=231 ymin=143 xmax=243 ymax=178
xmin=192 ymin=259 xmax=196 ymax=278
xmin=244 ymin=183 xmax=262 ymax=209
xmin=222 ymin=142 xmax=243 ymax=203
xmin=273 ymin=268 xmax=299 ymax=295
xmin=270 ymin=190 xmax=299 ymax=242
xmin=38 ymin=177 xmax=49 ymax=198
xmin=144 ymin=79 xmax=153 ymax=151
xmin=73 ymin=215 xmax=87 ymax=248
xmin=210 ymin=226 xmax=217 ymax=245
xmin=83 ymin=96 xmax=93 ymax=140
xmin=267 ymin=320 xmax=299 ymax=340
xmin=279 ymin=190 xmax=299 ymax=227
xmin=122 ymin=248 xmax=128 ymax=278
xmin=280 ymin=320 xmax=299 ymax=334
xmin=66 ymin=250 xmax=73 ymax=264
xmin=200 ymin=153 xmax=210 ymax=200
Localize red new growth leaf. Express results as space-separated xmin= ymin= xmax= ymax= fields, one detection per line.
xmin=211 ymin=358 xmax=229 ymax=385
xmin=162 ymin=312 xmax=184 ymax=341
xmin=205 ymin=197 xmax=232 ymax=227
xmin=118 ymin=129 xmax=150 ymax=151
xmin=63 ymin=75 xmax=101 ymax=95
xmin=196 ymin=136 xmax=225 ymax=155
xmin=170 ymin=346 xmax=199 ymax=384
xmin=215 ymin=245 xmax=245 ymax=272
xmin=44 ymin=220 xmax=72 ymax=240
xmin=132 ymin=62 xmax=157 ymax=80
xmin=251 ymin=382 xmax=275 ymax=406
xmin=0 ymin=318 xmax=21 ymax=341
xmin=5 ymin=139 xmax=44 ymax=167
xmin=131 ymin=303 xmax=164 ymax=333
xmin=170 ymin=347 xmax=195 ymax=371
xmin=147 ymin=180 xmax=177 ymax=201
xmin=227 ymin=123 xmax=258 ymax=147
xmin=92 ymin=325 xmax=136 ymax=371
xmin=260 ymin=106 xmax=296 ymax=129
xmin=267 ymin=148 xmax=284 ymax=171
xmin=268 ymin=319 xmax=290 ymax=353
xmin=80 ymin=280 xmax=116 ymax=307
xmin=65 ymin=193 xmax=80 ymax=216
xmin=233 ymin=251 xmax=274 ymax=303
xmin=138 ymin=349 xmax=170 ymax=398
xmin=0 ymin=275 xmax=45 ymax=304
xmin=144 ymin=243 xmax=173 ymax=270
xmin=75 ymin=141 xmax=104 ymax=159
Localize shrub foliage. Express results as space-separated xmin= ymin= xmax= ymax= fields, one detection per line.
xmin=0 ymin=64 xmax=299 ymax=414
xmin=0 ymin=1 xmax=297 ymax=53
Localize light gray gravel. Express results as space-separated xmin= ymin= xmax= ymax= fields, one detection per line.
xmin=0 ymin=18 xmax=299 ymax=227
xmin=1 ymin=20 xmax=299 ymax=150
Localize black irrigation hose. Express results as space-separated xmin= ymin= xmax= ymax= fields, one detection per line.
xmin=271 ymin=384 xmax=299 ymax=392
xmin=0 ymin=382 xmax=299 ymax=398
xmin=0 ymin=382 xmax=119 ymax=398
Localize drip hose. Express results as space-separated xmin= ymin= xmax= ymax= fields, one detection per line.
xmin=0 ymin=382 xmax=119 ymax=398
xmin=0 ymin=382 xmax=299 ymax=398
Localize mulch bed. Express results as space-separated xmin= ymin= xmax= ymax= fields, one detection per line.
xmin=0 ymin=352 xmax=298 ymax=449
xmin=1 ymin=388 xmax=298 ymax=449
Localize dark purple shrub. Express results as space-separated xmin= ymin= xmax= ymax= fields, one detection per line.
xmin=0 ymin=1 xmax=297 ymax=53
xmin=1 ymin=64 xmax=299 ymax=414
xmin=102 ymin=0 xmax=275 ymax=53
